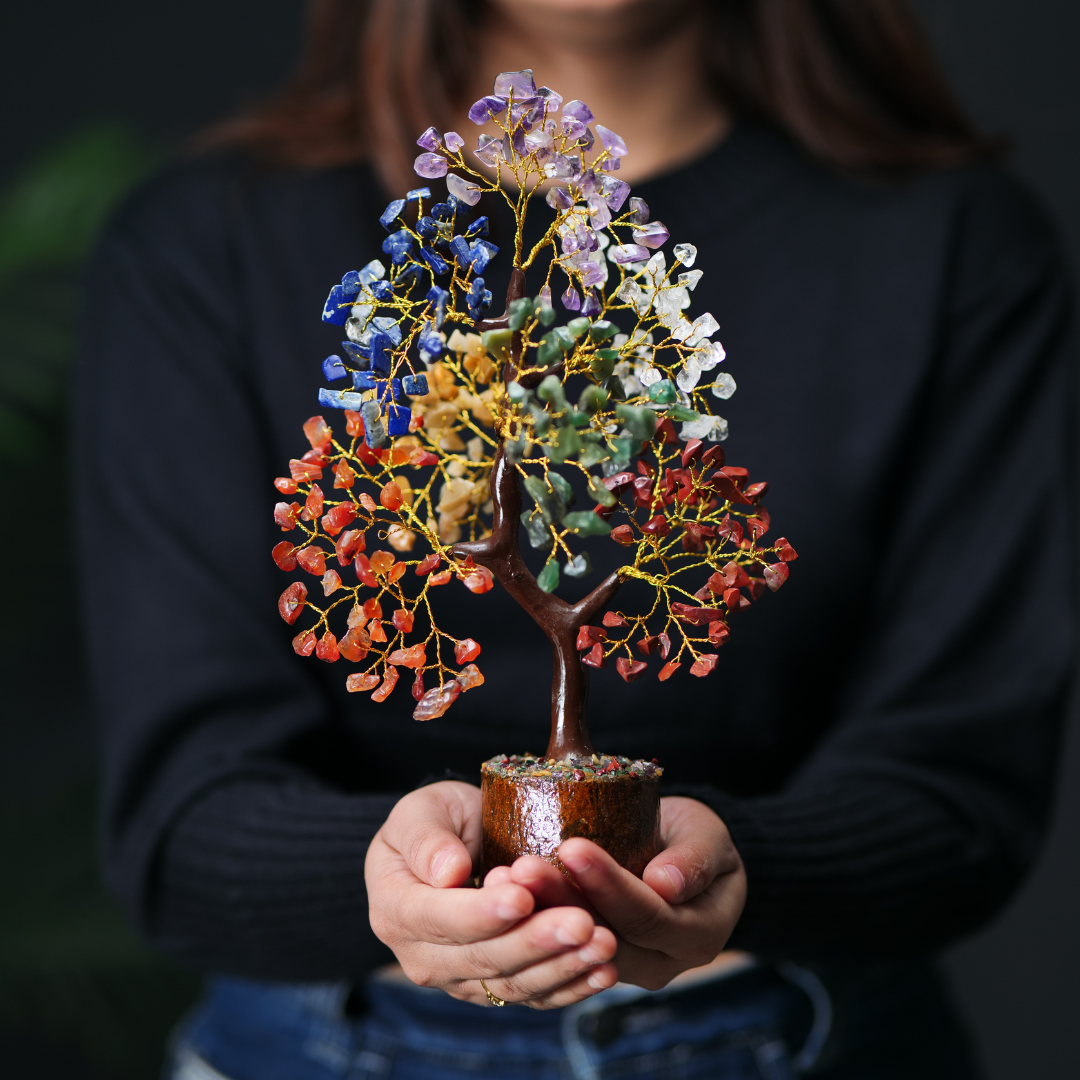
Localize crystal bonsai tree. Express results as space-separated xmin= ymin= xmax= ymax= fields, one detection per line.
xmin=272 ymin=70 xmax=796 ymax=873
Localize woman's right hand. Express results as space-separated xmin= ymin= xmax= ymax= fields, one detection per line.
xmin=365 ymin=782 xmax=618 ymax=1009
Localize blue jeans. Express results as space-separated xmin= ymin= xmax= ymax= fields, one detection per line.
xmin=166 ymin=962 xmax=978 ymax=1080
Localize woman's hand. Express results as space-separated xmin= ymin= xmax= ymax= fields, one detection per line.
xmin=503 ymin=797 xmax=747 ymax=990
xmin=365 ymin=781 xmax=619 ymax=1008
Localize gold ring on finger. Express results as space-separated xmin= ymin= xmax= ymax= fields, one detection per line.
xmin=480 ymin=978 xmax=507 ymax=1007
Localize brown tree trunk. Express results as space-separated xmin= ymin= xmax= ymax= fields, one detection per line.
xmin=453 ymin=270 xmax=623 ymax=761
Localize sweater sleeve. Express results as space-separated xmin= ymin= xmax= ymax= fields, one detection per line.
xmin=681 ymin=173 xmax=1077 ymax=958
xmin=76 ymin=167 xmax=400 ymax=979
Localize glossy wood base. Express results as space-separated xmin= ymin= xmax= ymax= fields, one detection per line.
xmin=481 ymin=767 xmax=661 ymax=879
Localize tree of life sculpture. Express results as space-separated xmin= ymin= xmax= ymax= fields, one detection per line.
xmin=272 ymin=69 xmax=797 ymax=766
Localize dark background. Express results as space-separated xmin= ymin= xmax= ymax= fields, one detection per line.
xmin=0 ymin=1 xmax=1076 ymax=1077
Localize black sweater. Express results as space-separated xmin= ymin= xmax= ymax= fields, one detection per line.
xmin=77 ymin=122 xmax=1076 ymax=979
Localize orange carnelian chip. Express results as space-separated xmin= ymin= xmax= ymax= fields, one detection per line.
xmin=344 ymin=409 xmax=364 ymax=438
xmin=369 ymin=550 xmax=396 ymax=575
xmin=412 ymin=670 xmax=426 ymax=701
xmin=322 ymin=502 xmax=357 ymax=536
xmin=415 ymin=553 xmax=440 ymax=576
xmin=359 ymin=493 xmax=377 ymax=512
xmin=456 ymin=663 xmax=484 ymax=691
xmin=388 ymin=564 xmax=407 ymax=583
xmin=388 ymin=644 xmax=426 ymax=669
xmin=278 ymin=582 xmax=308 ymax=625
xmin=413 ymin=681 xmax=461 ymax=720
xmin=460 ymin=565 xmax=494 ymax=594
xmin=410 ymin=447 xmax=439 ymax=468
xmin=303 ymin=416 xmax=333 ymax=452
xmin=429 ymin=569 xmax=452 ymax=586
xmin=321 ymin=569 xmax=343 ymax=596
xmin=392 ymin=609 xmax=414 ymax=633
xmin=289 ymin=459 xmax=323 ymax=483
xmin=336 ymin=529 xmax=365 ymax=565
xmin=362 ymin=599 xmax=383 ymax=621
xmin=333 ymin=460 xmax=356 ymax=489
xmin=454 ymin=638 xmax=481 ymax=665
xmin=380 ymin=481 xmax=403 ymax=511
xmin=272 ymin=542 xmax=297 ymax=571
xmin=301 ymin=484 xmax=324 ymax=521
xmin=354 ymin=552 xmax=378 ymax=587
xmin=389 ymin=446 xmax=412 ymax=467
xmin=275 ymin=477 xmax=299 ymax=494
xmin=296 ymin=547 xmax=327 ymax=575
xmin=339 ymin=625 xmax=371 ymax=662
xmin=274 ymin=502 xmax=301 ymax=530
xmin=292 ymin=629 xmax=316 ymax=657
xmin=316 ymin=631 xmax=340 ymax=662
xmin=371 ymin=666 xmax=399 ymax=702
xmin=368 ymin=620 xmax=387 ymax=643
xmin=346 ymin=672 xmax=380 ymax=692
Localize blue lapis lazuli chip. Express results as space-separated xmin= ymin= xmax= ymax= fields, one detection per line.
xmin=386 ymin=405 xmax=412 ymax=436
xmin=322 ymin=284 xmax=354 ymax=325
xmin=322 ymin=354 xmax=347 ymax=381
xmin=340 ymin=341 xmax=370 ymax=366
xmin=379 ymin=199 xmax=406 ymax=230
xmin=318 ymin=387 xmax=364 ymax=410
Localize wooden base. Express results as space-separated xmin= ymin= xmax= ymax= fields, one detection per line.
xmin=481 ymin=765 xmax=661 ymax=879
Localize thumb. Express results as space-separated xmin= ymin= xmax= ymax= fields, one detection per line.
xmin=381 ymin=781 xmax=480 ymax=888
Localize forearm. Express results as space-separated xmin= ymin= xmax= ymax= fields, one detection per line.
xmin=149 ymin=777 xmax=401 ymax=979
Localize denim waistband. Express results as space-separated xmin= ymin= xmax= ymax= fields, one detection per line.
xmin=174 ymin=962 xmax=828 ymax=1080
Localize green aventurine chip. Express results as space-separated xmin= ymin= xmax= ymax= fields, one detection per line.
xmin=537 ymin=559 xmax=560 ymax=593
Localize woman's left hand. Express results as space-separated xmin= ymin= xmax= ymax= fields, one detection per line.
xmin=486 ymin=797 xmax=747 ymax=990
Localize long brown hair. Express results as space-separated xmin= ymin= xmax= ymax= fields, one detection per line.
xmin=204 ymin=0 xmax=996 ymax=191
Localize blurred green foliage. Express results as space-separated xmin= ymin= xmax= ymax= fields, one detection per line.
xmin=0 ymin=123 xmax=152 ymax=463
xmin=0 ymin=124 xmax=202 ymax=1078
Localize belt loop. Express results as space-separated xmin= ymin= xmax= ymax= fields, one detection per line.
xmin=561 ymin=984 xmax=656 ymax=1080
xmin=775 ymin=962 xmax=833 ymax=1073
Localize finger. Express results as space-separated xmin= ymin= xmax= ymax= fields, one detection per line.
xmin=508 ymin=856 xmax=588 ymax=911
xmin=380 ymin=782 xmax=482 ymax=888
xmin=557 ymin=833 xmax=673 ymax=946
xmin=384 ymin=860 xmax=537 ymax=946
xmin=463 ymin=905 xmax=599 ymax=977
xmin=522 ymin=962 xmax=621 ymax=1009
xmin=483 ymin=865 xmax=514 ymax=888
xmin=644 ymin=797 xmax=740 ymax=904
xmin=482 ymin=925 xmax=619 ymax=1007
xmin=560 ymin=835 xmax=740 ymax=966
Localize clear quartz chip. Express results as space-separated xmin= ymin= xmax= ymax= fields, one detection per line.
xmin=676 ymin=356 xmax=702 ymax=392
xmin=697 ymin=340 xmax=727 ymax=369
xmin=711 ymin=372 xmax=737 ymax=399
xmin=639 ymin=367 xmax=663 ymax=386
xmin=674 ymin=243 xmax=697 ymax=267
xmin=686 ymin=312 xmax=720 ymax=345
xmin=678 ymin=269 xmax=703 ymax=291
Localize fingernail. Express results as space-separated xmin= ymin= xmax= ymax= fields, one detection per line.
xmin=495 ymin=903 xmax=522 ymax=921
xmin=578 ymin=945 xmax=601 ymax=964
xmin=663 ymin=864 xmax=685 ymax=897
xmin=587 ymin=970 xmax=609 ymax=989
xmin=561 ymin=853 xmax=592 ymax=874
xmin=430 ymin=850 xmax=449 ymax=881
xmin=555 ymin=926 xmax=581 ymax=946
